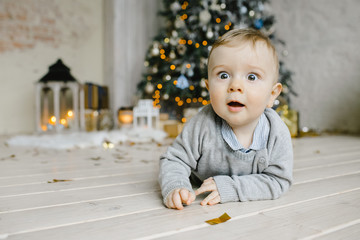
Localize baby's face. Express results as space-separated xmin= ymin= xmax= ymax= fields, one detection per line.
xmin=206 ymin=41 xmax=281 ymax=131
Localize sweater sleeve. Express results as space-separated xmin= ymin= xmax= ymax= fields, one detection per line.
xmin=158 ymin=111 xmax=205 ymax=204
xmin=214 ymin=112 xmax=293 ymax=203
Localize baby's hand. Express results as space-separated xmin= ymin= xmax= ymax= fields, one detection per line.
xmin=165 ymin=188 xmax=196 ymax=210
xmin=195 ymin=177 xmax=221 ymax=206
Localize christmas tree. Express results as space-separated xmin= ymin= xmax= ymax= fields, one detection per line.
xmin=137 ymin=0 xmax=295 ymax=121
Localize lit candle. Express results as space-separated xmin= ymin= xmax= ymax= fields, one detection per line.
xmin=66 ymin=110 xmax=74 ymax=128
xmin=118 ymin=107 xmax=133 ymax=126
xmin=49 ymin=116 xmax=56 ymax=125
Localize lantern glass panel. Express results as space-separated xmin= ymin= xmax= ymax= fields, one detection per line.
xmin=40 ymin=88 xmax=54 ymax=131
xmin=60 ymin=87 xmax=74 ymax=129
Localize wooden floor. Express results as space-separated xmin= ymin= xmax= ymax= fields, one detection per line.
xmin=0 ymin=135 xmax=360 ymax=240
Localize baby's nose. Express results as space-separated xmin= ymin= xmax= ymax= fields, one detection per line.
xmin=228 ymin=79 xmax=244 ymax=93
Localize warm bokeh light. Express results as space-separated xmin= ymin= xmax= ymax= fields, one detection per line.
xmin=67 ymin=110 xmax=73 ymax=117
xmin=49 ymin=116 xmax=56 ymax=125
xmin=60 ymin=118 xmax=67 ymax=125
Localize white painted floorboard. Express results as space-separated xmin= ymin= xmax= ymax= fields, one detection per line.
xmin=0 ymin=135 xmax=359 ymax=240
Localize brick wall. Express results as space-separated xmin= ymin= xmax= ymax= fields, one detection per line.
xmin=0 ymin=0 xmax=103 ymax=134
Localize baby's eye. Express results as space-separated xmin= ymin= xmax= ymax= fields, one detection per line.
xmin=218 ymin=72 xmax=230 ymax=79
xmin=247 ymin=73 xmax=258 ymax=81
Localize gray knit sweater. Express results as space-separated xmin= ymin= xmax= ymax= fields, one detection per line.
xmin=159 ymin=104 xmax=293 ymax=203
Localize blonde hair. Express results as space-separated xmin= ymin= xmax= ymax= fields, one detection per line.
xmin=208 ymin=28 xmax=279 ymax=82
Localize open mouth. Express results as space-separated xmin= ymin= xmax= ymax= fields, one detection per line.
xmin=227 ymin=101 xmax=245 ymax=107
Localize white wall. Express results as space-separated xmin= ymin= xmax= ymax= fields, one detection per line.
xmin=104 ymin=0 xmax=161 ymax=118
xmin=271 ymin=0 xmax=360 ymax=133
xmin=0 ymin=0 xmax=104 ymax=134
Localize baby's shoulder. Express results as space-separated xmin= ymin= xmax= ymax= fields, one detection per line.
xmin=187 ymin=104 xmax=218 ymax=126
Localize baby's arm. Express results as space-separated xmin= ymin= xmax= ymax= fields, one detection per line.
xmin=165 ymin=188 xmax=196 ymax=210
xmin=159 ymin=116 xmax=202 ymax=209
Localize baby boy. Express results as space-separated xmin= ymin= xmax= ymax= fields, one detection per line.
xmin=159 ymin=28 xmax=293 ymax=210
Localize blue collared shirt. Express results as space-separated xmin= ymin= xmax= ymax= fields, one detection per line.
xmin=221 ymin=113 xmax=270 ymax=153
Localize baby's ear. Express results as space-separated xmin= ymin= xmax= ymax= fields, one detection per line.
xmin=267 ymin=83 xmax=282 ymax=108
xmin=205 ymin=79 xmax=209 ymax=90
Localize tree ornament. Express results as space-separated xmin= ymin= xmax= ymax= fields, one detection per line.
xmin=145 ymin=83 xmax=154 ymax=94
xmin=254 ymin=19 xmax=264 ymax=29
xmin=200 ymin=78 xmax=207 ymax=88
xmin=164 ymin=75 xmax=171 ymax=81
xmin=210 ymin=1 xmax=221 ymax=11
xmin=170 ymin=2 xmax=181 ymax=13
xmin=169 ymin=50 xmax=176 ymax=59
xmin=241 ymin=6 xmax=247 ymax=14
xmin=177 ymin=44 xmax=187 ymax=55
xmin=175 ymin=17 xmax=185 ymax=28
xmin=176 ymin=74 xmax=190 ymax=89
xmin=199 ymin=10 xmax=211 ymax=25
xmin=206 ymin=29 xmax=214 ymax=39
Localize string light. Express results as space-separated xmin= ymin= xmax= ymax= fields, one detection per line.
xmin=164 ymin=38 xmax=170 ymax=43
xmin=224 ymin=25 xmax=230 ymax=30
xmin=147 ymin=76 xmax=152 ymax=81
xmin=160 ymin=54 xmax=166 ymax=59
xmin=160 ymin=49 xmax=165 ymax=54
xmin=181 ymin=117 xmax=187 ymax=123
xmin=179 ymin=39 xmax=187 ymax=45
xmin=195 ymin=43 xmax=200 ymax=48
xmin=187 ymin=40 xmax=193 ymax=45
xmin=189 ymin=85 xmax=195 ymax=90
xmin=186 ymin=98 xmax=191 ymax=103
xmin=157 ymin=84 xmax=163 ymax=89
xmin=178 ymin=100 xmax=184 ymax=106
xmin=181 ymin=14 xmax=188 ymax=20
xmin=202 ymin=40 xmax=208 ymax=46
xmin=216 ymin=18 xmax=221 ymax=23
xmin=170 ymin=65 xmax=176 ymax=70
xmin=186 ymin=63 xmax=191 ymax=68
xmin=175 ymin=96 xmax=180 ymax=102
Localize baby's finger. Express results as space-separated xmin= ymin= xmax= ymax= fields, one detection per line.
xmin=166 ymin=194 xmax=175 ymax=209
xmin=208 ymin=194 xmax=221 ymax=206
xmin=179 ymin=189 xmax=190 ymax=203
xmin=203 ymin=177 xmax=214 ymax=183
xmin=195 ymin=182 xmax=216 ymax=195
xmin=172 ymin=190 xmax=184 ymax=210
xmin=188 ymin=191 xmax=196 ymax=204
xmin=201 ymin=191 xmax=219 ymax=206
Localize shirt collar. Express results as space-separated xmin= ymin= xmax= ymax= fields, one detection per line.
xmin=221 ymin=113 xmax=270 ymax=153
